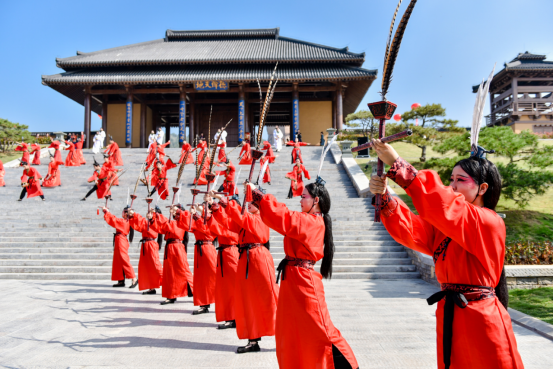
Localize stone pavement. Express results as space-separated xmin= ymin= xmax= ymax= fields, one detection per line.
xmin=0 ymin=279 xmax=551 ymax=369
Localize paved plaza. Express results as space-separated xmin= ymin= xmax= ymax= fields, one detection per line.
xmin=0 ymin=279 xmax=551 ymax=368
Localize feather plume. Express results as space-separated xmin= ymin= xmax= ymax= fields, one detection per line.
xmin=471 ymin=64 xmax=496 ymax=149
xmin=256 ymin=63 xmax=279 ymax=149
xmin=381 ymin=0 xmax=418 ymax=99
xmin=257 ymin=78 xmax=263 ymax=122
xmin=257 ymin=158 xmax=269 ymax=184
xmin=235 ymin=167 xmax=242 ymax=186
xmin=211 ymin=174 xmax=220 ymax=191
xmin=126 ymin=187 xmax=130 ymax=205
xmin=384 ymin=0 xmax=404 ymax=73
xmin=317 ymin=134 xmax=339 ymax=177
xmin=209 ymin=118 xmax=233 ymax=172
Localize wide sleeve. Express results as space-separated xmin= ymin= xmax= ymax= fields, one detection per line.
xmin=258 ymin=193 xmax=319 ymax=243
xmin=224 ymin=199 xmax=264 ymax=235
xmin=212 ymin=200 xmax=242 ymax=234
xmin=174 ymin=209 xmax=191 ymax=230
xmin=103 ymin=212 xmax=127 ymax=233
xmin=32 ymin=167 xmax=42 ymax=180
xmin=149 ymin=213 xmax=168 ymax=234
xmin=207 ymin=211 xmax=237 ymax=238
xmin=129 ymin=213 xmax=147 ymax=232
xmin=302 ymin=165 xmax=310 ymax=180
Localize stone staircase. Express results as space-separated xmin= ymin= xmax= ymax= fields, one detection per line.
xmin=0 ymin=145 xmax=419 ymax=280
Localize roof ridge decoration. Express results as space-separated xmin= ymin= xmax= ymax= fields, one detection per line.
xmin=166 ymin=28 xmax=280 ymax=41
xmin=512 ymin=51 xmax=547 ymax=62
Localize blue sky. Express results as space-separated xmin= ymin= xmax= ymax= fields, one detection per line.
xmin=0 ymin=0 xmax=552 ymax=132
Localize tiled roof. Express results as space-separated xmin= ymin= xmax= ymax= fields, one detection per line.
xmin=55 ymin=29 xmax=365 ymax=69
xmin=42 ymin=64 xmax=377 ymax=85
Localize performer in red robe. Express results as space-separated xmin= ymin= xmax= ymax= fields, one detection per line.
xmin=217 ymin=142 xmax=227 ymax=163
xmin=48 ymin=139 xmax=63 ymax=165
xmin=0 ymin=160 xmax=5 ymax=187
xmin=216 ymin=160 xmax=238 ymax=196
xmin=238 ymin=141 xmax=253 ymax=165
xmin=102 ymin=206 xmax=138 ymax=288
xmin=258 ymin=156 xmax=271 ymax=185
xmin=262 ymin=141 xmax=275 ymax=163
xmin=157 ymin=141 xmax=171 ymax=162
xmin=15 ymin=142 xmax=30 ymax=164
xmin=145 ymin=141 xmax=158 ymax=170
xmin=30 ymin=143 xmax=41 ymax=165
xmin=64 ymin=140 xmax=80 ymax=166
xmin=149 ymin=205 xmax=194 ymax=305
xmin=148 ymin=159 xmax=176 ymax=200
xmin=18 ymin=162 xmax=44 ymax=201
xmin=193 ymin=140 xmax=210 ymax=185
xmin=175 ymin=207 xmax=218 ymax=315
xmin=42 ymin=154 xmax=63 ymax=187
xmin=74 ymin=133 xmax=86 ymax=165
xmin=286 ymin=159 xmax=310 ymax=198
xmin=291 ymin=141 xmax=305 ymax=164
xmin=103 ymin=156 xmax=120 ymax=186
xmin=206 ymin=195 xmax=240 ymax=329
xmin=251 ymin=181 xmax=358 ymax=369
xmin=369 ymin=140 xmax=523 ymax=369
xmin=210 ymin=194 xmax=279 ymax=354
xmin=178 ymin=142 xmax=195 ymax=165
xmin=81 ymin=159 xmax=117 ymax=201
xmin=105 ymin=136 xmax=124 ymax=166
xmin=128 ymin=209 xmax=164 ymax=295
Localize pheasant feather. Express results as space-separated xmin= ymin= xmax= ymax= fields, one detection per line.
xmin=384 ymin=0 xmax=404 ymax=73
xmin=471 ymin=64 xmax=496 ymax=149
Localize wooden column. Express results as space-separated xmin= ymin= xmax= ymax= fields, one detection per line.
xmin=332 ymin=91 xmax=337 ymax=129
xmin=101 ymin=96 xmax=108 ymax=140
xmin=140 ymin=101 xmax=147 ymax=148
xmin=179 ymin=86 xmax=187 ymax=146
xmin=125 ymin=87 xmax=133 ymax=148
xmin=83 ymin=88 xmax=91 ymax=148
xmin=238 ymin=84 xmax=245 ymax=143
xmin=336 ymin=83 xmax=344 ymax=131
xmin=189 ymin=95 xmax=195 ymax=144
xmin=292 ymin=83 xmax=299 ymax=140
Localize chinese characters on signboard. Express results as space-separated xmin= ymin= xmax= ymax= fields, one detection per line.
xmin=125 ymin=101 xmax=132 ymax=146
xmin=238 ymin=99 xmax=245 ymax=143
xmin=194 ymin=81 xmax=229 ymax=91
xmin=292 ymin=98 xmax=299 ymax=139
xmin=179 ymin=100 xmax=186 ymax=144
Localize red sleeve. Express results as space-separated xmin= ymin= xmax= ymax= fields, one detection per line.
xmin=303 ymin=165 xmax=310 ymax=180
xmin=104 ymin=212 xmax=128 ymax=234
xmin=224 ymin=200 xmax=265 ymax=236
xmin=129 ymin=213 xmax=147 ymax=232
xmin=208 ymin=211 xmax=237 ymax=238
xmin=212 ymin=201 xmax=241 ymax=234
xmin=149 ymin=213 xmax=168 ymax=234
xmin=175 ymin=209 xmax=191 ymax=230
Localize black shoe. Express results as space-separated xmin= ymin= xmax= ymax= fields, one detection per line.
xmin=17 ymin=199 xmax=23 ymax=202
xmin=192 ymin=306 xmax=209 ymax=315
xmin=80 ymin=198 xmax=86 ymax=201
xmin=129 ymin=280 xmax=139 ymax=289
xmin=142 ymin=289 xmax=156 ymax=295
xmin=160 ymin=298 xmax=176 ymax=305
xmin=112 ymin=281 xmax=125 ymax=287
xmin=236 ymin=341 xmax=260 ymax=354
xmin=217 ymin=321 xmax=236 ymax=330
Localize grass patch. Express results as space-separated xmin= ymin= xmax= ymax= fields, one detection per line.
xmin=503 ymin=210 xmax=553 ymax=243
xmin=0 ymin=151 xmax=21 ymax=163
xmin=509 ymin=287 xmax=553 ymax=324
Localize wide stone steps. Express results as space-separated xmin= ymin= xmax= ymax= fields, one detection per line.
xmin=0 ymin=146 xmax=418 ymax=280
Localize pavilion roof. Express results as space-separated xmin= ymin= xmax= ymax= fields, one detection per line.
xmin=42 ymin=64 xmax=376 ymax=85
xmin=55 ymin=28 xmax=366 ymax=70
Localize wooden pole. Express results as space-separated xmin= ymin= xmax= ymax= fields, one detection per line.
xmin=83 ymin=90 xmax=91 ymax=149
xmin=140 ymin=101 xmax=147 ymax=148
xmin=336 ymin=84 xmax=344 ymax=132
xmin=101 ymin=96 xmax=108 ymax=144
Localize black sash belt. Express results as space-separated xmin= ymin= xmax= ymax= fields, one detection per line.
xmin=216 ymin=244 xmax=236 ymax=277
xmin=164 ymin=238 xmax=181 ymax=260
xmin=276 ymin=255 xmax=315 ymax=284
xmin=113 ymin=232 xmax=125 ymax=250
xmin=238 ymin=243 xmax=262 ymax=279
xmin=140 ymin=238 xmax=156 ymax=256
xmin=194 ymin=240 xmax=213 ymax=268
xmin=427 ymin=283 xmax=495 ymax=369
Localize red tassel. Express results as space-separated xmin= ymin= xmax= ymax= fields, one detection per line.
xmin=245 ymin=184 xmax=253 ymax=203
xmin=97 ymin=208 xmax=100 ymax=215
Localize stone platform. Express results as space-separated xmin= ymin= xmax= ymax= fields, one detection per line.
xmin=0 ymin=279 xmax=551 ymax=368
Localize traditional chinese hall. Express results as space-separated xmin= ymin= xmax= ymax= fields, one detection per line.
xmin=42 ymin=28 xmax=377 ymax=147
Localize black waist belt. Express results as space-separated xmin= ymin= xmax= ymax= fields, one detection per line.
xmin=140 ymin=237 xmax=156 ymax=256
xmin=164 ymin=238 xmax=182 ymax=260
xmin=194 ymin=240 xmax=213 ymax=268
xmin=238 ymin=243 xmax=262 ymax=279
xmin=427 ymin=283 xmax=496 ymax=369
xmin=216 ymin=244 xmax=237 ymax=277
xmin=276 ymin=255 xmax=315 ymax=284
xmin=113 ymin=232 xmax=125 ymax=250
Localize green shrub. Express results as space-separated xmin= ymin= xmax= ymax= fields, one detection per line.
xmin=505 ymin=240 xmax=553 ymax=265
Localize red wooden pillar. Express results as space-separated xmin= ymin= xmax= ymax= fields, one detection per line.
xmin=83 ymin=89 xmax=91 ymax=148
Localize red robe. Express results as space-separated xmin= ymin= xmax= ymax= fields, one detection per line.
xmin=95 ymin=166 xmax=116 ymax=199
xmin=217 ymin=143 xmax=227 ymax=163
xmin=0 ymin=160 xmax=5 ymax=187
xmin=286 ymin=164 xmax=310 ymax=198
xmin=291 ymin=143 xmax=303 ymax=164
xmin=217 ymin=161 xmax=238 ymax=196
xmin=103 ymin=211 xmax=136 ymax=281
xmin=194 ymin=142 xmax=211 ymax=185
xmin=259 ymin=157 xmax=271 ymax=184
xmin=30 ymin=144 xmax=41 ymax=165
xmin=262 ymin=141 xmax=275 ymax=163
xmin=212 ymin=198 xmax=279 ymax=340
xmin=176 ymin=213 xmax=217 ymax=307
xmin=64 ymin=141 xmax=80 ymax=167
xmin=286 ymin=141 xmax=308 ymax=146
xmin=146 ymin=142 xmax=158 ymax=169
xmin=157 ymin=141 xmax=171 ymax=162
xmin=150 ymin=212 xmax=194 ymax=299
xmin=238 ymin=141 xmax=253 ymax=165
xmin=21 ymin=167 xmax=43 ymax=198
xmin=152 ymin=160 xmax=176 ymax=201
xmin=130 ymin=213 xmax=164 ymax=291
xmin=207 ymin=210 xmax=239 ymax=322
xmin=380 ymin=158 xmax=523 ymax=369
xmin=75 ymin=141 xmax=86 ymax=165
xmin=259 ymin=194 xmax=358 ymax=369
xmin=105 ymin=142 xmax=124 ymax=166
xmin=15 ymin=143 xmax=30 ymax=164
xmin=102 ymin=160 xmax=119 ymax=186
xmin=179 ymin=142 xmax=194 ymax=165
xmin=42 ymin=161 xmax=62 ymax=187
xmin=48 ymin=141 xmax=63 ymax=165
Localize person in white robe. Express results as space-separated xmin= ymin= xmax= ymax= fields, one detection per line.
xmin=92 ymin=133 xmax=103 ymax=154
xmin=273 ymin=126 xmax=283 ymax=152
xmin=147 ymin=130 xmax=157 ymax=152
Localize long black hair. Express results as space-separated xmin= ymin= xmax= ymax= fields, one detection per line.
xmin=305 ymin=183 xmax=334 ymax=279
xmin=453 ymin=157 xmax=508 ymax=308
